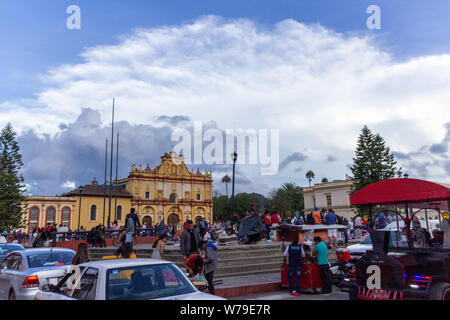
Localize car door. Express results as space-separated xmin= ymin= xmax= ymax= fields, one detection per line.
xmin=0 ymin=254 xmax=20 ymax=299
xmin=70 ymin=267 xmax=99 ymax=300
xmin=36 ymin=267 xmax=85 ymax=300
xmin=0 ymin=257 xmax=11 ymax=298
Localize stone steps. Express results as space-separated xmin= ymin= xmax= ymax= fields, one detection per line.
xmin=88 ymin=243 xmax=284 ymax=280
xmin=215 ymin=268 xmax=282 ymax=279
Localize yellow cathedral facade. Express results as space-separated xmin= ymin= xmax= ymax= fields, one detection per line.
xmin=24 ymin=151 xmax=213 ymax=232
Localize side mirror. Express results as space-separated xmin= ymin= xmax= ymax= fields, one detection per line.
xmin=41 ymin=284 xmax=56 ymax=292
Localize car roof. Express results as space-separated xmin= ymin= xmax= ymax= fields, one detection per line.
xmin=385 ymin=220 xmax=440 ymax=230
xmin=22 ymin=248 xmax=76 ymax=255
xmin=0 ymin=243 xmax=24 ymax=248
xmin=78 ymin=258 xmax=172 ymax=270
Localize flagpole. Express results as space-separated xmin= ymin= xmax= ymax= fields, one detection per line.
xmin=114 ymin=132 xmax=119 ymax=221
xmin=108 ymin=98 xmax=115 ymax=226
xmin=102 ymin=139 xmax=108 ymax=226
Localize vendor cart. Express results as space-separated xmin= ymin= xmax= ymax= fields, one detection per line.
xmin=274 ymin=224 xmax=348 ymax=293
xmin=281 ymin=258 xmax=322 ymax=293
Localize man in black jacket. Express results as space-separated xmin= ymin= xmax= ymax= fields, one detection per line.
xmin=180 ymin=220 xmax=201 ymax=262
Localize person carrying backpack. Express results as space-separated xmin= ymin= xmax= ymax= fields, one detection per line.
xmin=125 ymin=208 xmax=141 ymax=243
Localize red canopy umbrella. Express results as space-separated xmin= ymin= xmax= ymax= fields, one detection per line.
xmin=351 ymin=178 xmax=450 ymax=207
xmin=350 ymin=178 xmax=450 ymax=247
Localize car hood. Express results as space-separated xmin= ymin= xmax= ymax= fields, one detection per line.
xmin=347 ymin=243 xmax=371 ymax=252
xmin=155 ymin=291 xmax=226 ymax=300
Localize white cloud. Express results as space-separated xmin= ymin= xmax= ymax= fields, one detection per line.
xmin=61 ymin=181 xmax=76 ymax=190
xmin=2 ymin=15 xmax=450 ymax=189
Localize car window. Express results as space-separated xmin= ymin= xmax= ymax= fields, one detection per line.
xmin=26 ymin=251 xmax=74 ymax=268
xmin=106 ymin=263 xmax=196 ymax=300
xmin=360 ymin=235 xmax=372 ymax=245
xmin=3 ymin=254 xmax=21 ymax=270
xmin=17 ymin=256 xmax=26 ymax=272
xmin=360 ymin=231 xmax=401 ymax=245
xmin=0 ymin=245 xmax=23 ymax=256
xmin=54 ymin=267 xmax=85 ymax=297
xmin=71 ymin=268 xmax=98 ymax=300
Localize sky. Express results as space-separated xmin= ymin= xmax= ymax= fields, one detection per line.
xmin=1 ymin=0 xmax=450 ymax=196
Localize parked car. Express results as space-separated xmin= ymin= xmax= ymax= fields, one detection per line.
xmin=0 ymin=248 xmax=75 ymax=300
xmin=35 ymin=258 xmax=225 ymax=300
xmin=0 ymin=243 xmax=25 ymax=263
xmin=347 ymin=220 xmax=440 ymax=259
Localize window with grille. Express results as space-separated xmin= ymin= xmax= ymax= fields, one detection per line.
xmin=196 ymin=193 xmax=201 ymax=201
xmin=90 ymin=205 xmax=97 ymax=221
xmin=145 ymin=191 xmax=150 ymax=199
xmin=29 ymin=207 xmax=39 ymax=228
xmin=46 ymin=207 xmax=55 ymax=224
xmin=62 ymin=207 xmax=70 ymax=224
xmin=170 ymin=193 xmax=177 ymax=203
xmin=326 ymin=194 xmax=332 ymax=207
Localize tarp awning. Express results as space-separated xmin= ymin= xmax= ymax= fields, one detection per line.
xmin=350 ymin=178 xmax=450 ymax=206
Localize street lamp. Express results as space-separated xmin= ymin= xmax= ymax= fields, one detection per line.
xmin=78 ymin=186 xmax=83 ymax=231
xmin=231 ymin=152 xmax=238 ymax=223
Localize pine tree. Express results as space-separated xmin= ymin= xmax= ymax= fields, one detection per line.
xmin=350 ymin=125 xmax=402 ymax=194
xmin=0 ymin=123 xmax=27 ymax=229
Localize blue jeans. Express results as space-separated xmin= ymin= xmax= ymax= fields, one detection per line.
xmin=265 ymin=224 xmax=271 ymax=240
xmin=287 ymin=265 xmax=302 ymax=292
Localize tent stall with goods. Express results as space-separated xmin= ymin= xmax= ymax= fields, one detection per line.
xmin=237 ymin=214 xmax=266 ymax=241
xmin=274 ymin=223 xmax=348 ymax=292
xmin=347 ymin=178 xmax=450 ymax=300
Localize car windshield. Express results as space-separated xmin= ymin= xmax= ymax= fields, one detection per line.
xmin=0 ymin=245 xmax=23 ymax=256
xmin=359 ymin=231 xmax=401 ymax=245
xmin=106 ymin=263 xmax=196 ymax=300
xmin=26 ymin=252 xmax=74 ymax=268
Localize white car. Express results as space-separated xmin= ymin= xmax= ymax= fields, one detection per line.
xmin=35 ymin=258 xmax=225 ymax=300
xmin=346 ymin=220 xmax=440 ymax=259
xmin=0 ymin=248 xmax=75 ymax=300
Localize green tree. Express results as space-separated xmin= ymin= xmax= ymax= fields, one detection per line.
xmin=321 ymin=178 xmax=328 ymax=183
xmin=265 ymin=182 xmax=304 ymax=218
xmin=350 ymin=125 xmax=402 ymax=194
xmin=0 ymin=124 xmax=27 ymax=230
xmin=349 ymin=126 xmax=402 ymax=218
xmin=213 ymin=194 xmax=230 ymax=221
xmin=305 ymin=170 xmax=315 ymax=186
xmin=267 ymin=188 xmax=290 ymax=218
xmin=280 ymin=182 xmax=304 ymax=215
xmin=221 ymin=175 xmax=231 ymax=198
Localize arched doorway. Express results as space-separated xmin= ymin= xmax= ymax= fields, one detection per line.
xmin=142 ymin=216 xmax=152 ymax=226
xmin=167 ymin=213 xmax=179 ymax=226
